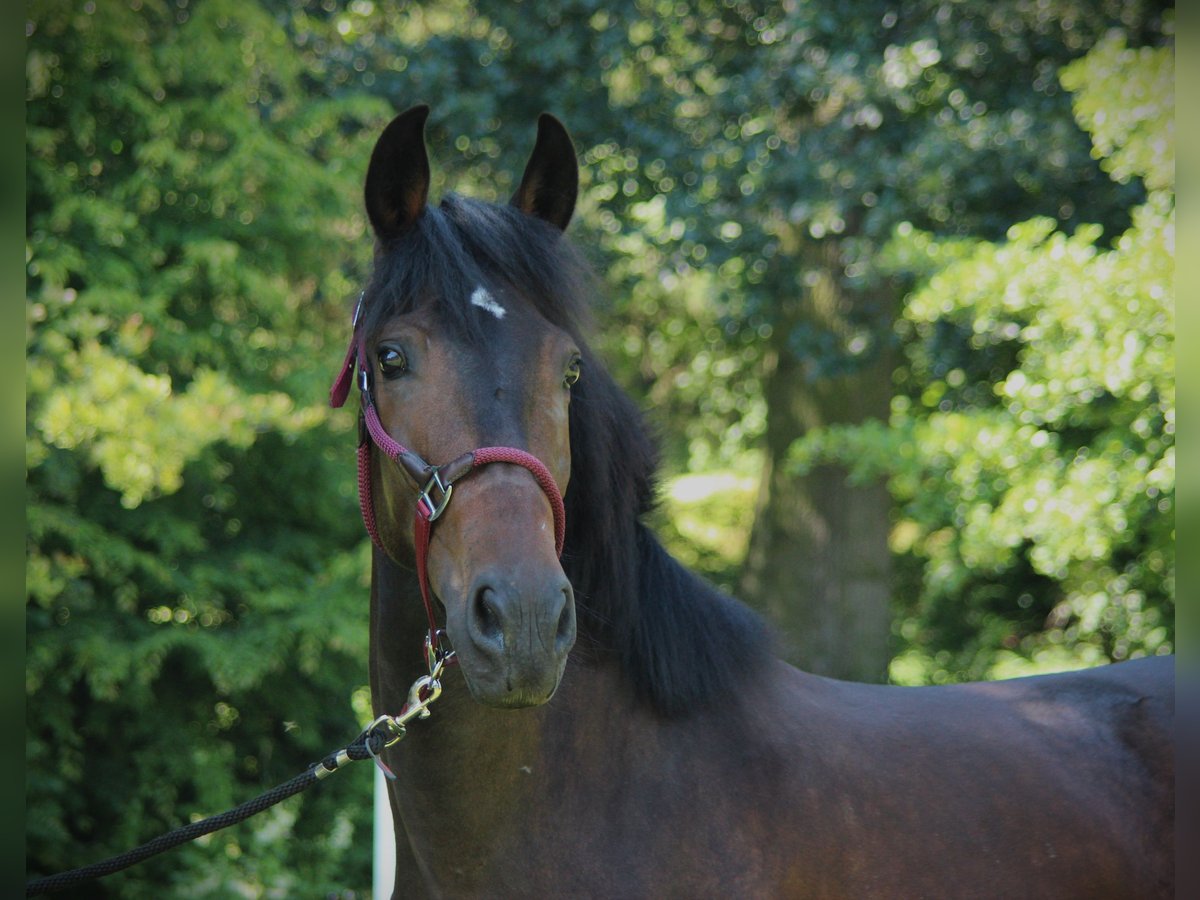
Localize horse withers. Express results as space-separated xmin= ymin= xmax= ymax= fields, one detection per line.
xmin=338 ymin=105 xmax=1174 ymax=898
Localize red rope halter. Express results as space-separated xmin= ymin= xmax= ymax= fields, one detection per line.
xmin=329 ymin=298 xmax=567 ymax=643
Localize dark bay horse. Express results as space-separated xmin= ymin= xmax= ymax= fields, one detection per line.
xmin=338 ymin=106 xmax=1174 ymax=898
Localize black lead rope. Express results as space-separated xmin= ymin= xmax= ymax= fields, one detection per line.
xmin=26 ymin=723 xmax=394 ymax=896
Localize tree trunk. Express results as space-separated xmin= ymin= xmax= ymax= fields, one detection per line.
xmin=738 ymin=241 xmax=895 ymax=683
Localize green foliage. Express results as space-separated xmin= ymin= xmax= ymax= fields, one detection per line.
xmin=790 ymin=36 xmax=1174 ymax=683
xmin=1061 ymin=30 xmax=1174 ymax=193
xmin=653 ymin=471 xmax=759 ymax=593
xmin=454 ymin=0 xmax=1166 ymax=492
xmin=26 ymin=1 xmax=384 ymax=894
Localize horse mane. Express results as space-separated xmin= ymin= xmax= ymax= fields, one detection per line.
xmin=364 ymin=194 xmax=773 ymax=718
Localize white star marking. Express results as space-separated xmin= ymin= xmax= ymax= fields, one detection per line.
xmin=470 ymin=286 xmax=506 ymax=320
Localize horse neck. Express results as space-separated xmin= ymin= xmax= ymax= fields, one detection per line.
xmin=368 ymin=546 xmax=634 ymax=881
xmin=367 ymin=544 xmax=800 ymax=895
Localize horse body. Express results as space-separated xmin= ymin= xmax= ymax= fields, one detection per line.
xmin=373 ymin=552 xmax=1173 ymax=899
xmin=346 ymin=107 xmax=1174 ymax=898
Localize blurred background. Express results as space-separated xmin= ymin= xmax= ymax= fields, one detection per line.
xmin=25 ymin=0 xmax=1174 ymax=896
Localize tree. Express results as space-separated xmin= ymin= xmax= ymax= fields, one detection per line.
xmin=790 ymin=29 xmax=1175 ymax=682
xmin=578 ymin=0 xmax=1168 ymax=680
xmin=26 ymin=1 xmax=384 ymax=893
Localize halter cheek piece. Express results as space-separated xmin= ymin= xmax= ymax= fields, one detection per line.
xmin=328 ymin=295 xmax=567 ymax=650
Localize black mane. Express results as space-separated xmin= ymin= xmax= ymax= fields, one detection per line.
xmin=367 ymin=194 xmax=772 ymax=717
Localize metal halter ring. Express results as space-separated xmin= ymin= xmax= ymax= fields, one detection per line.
xmin=365 ymin=714 xmax=404 ymax=781
xmin=368 ymin=714 xmax=408 ymax=749
xmin=417 ymin=468 xmax=453 ymax=522
xmin=425 ymin=630 xmax=455 ymax=676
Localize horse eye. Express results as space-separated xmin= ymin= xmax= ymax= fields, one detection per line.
xmin=563 ymin=357 xmax=582 ymax=389
xmin=378 ymin=346 xmax=408 ymax=379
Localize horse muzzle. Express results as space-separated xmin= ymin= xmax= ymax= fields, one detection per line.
xmin=449 ymin=567 xmax=576 ymax=707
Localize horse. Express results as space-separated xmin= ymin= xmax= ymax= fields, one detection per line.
xmin=333 ymin=105 xmax=1174 ymax=898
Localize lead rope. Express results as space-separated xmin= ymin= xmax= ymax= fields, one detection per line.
xmin=25 ymin=647 xmax=453 ymax=897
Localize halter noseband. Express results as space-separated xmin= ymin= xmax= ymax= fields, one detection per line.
xmin=328 ymin=295 xmax=567 ymax=647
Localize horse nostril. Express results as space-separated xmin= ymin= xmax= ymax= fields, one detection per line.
xmin=555 ymin=587 xmax=576 ymax=649
xmin=473 ymin=586 xmax=504 ymax=644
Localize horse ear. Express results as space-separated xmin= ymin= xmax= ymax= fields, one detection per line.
xmin=511 ymin=114 xmax=578 ymax=231
xmin=364 ymin=105 xmax=431 ymax=241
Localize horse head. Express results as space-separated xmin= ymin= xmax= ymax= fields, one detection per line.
xmin=349 ymin=105 xmax=583 ymax=708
